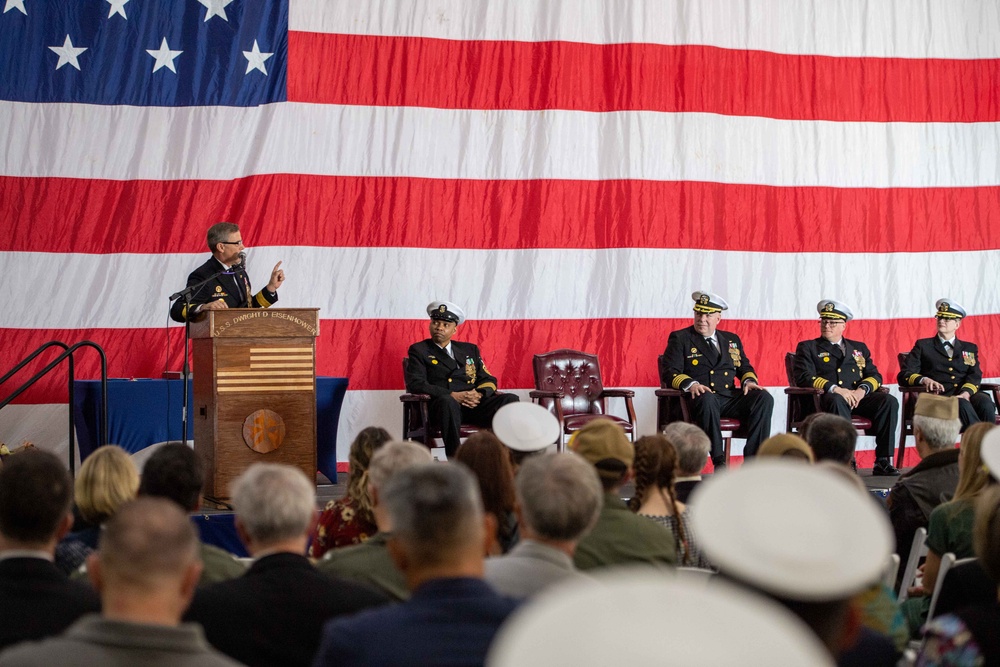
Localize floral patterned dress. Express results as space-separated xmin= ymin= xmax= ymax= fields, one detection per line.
xmin=308 ymin=496 xmax=377 ymax=559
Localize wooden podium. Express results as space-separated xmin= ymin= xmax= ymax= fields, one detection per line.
xmin=189 ymin=308 xmax=319 ymax=499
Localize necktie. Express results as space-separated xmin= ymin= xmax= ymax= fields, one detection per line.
xmin=705 ymin=337 xmax=720 ymax=361
xmin=944 ymin=341 xmax=953 ymax=359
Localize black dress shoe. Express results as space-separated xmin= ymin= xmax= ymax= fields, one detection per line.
xmin=872 ymin=459 xmax=900 ymax=476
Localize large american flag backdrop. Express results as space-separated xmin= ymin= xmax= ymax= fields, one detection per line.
xmin=2 ymin=0 xmax=999 ymax=465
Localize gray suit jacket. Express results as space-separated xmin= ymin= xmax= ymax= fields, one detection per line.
xmin=0 ymin=615 xmax=240 ymax=667
xmin=484 ymin=539 xmax=590 ymax=598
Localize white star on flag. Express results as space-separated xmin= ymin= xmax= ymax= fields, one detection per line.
xmin=146 ymin=38 xmax=182 ymax=73
xmin=3 ymin=0 xmax=27 ymax=15
xmin=243 ymin=40 xmax=273 ymax=75
xmin=197 ymin=0 xmax=234 ymax=22
xmin=48 ymin=35 xmax=87 ymax=71
xmin=106 ymin=0 xmax=129 ymax=19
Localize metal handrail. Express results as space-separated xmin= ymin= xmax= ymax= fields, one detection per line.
xmin=0 ymin=340 xmax=108 ymax=475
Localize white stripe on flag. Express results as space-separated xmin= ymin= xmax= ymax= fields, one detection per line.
xmin=4 ymin=248 xmax=1000 ymax=329
xmin=292 ymin=0 xmax=1000 ymax=59
xmin=4 ymin=102 xmax=999 ymax=187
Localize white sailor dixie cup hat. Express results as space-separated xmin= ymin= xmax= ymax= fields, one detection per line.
xmin=426 ymin=301 xmax=465 ymax=325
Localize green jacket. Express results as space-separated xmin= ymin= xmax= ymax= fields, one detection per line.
xmin=573 ymin=493 xmax=677 ymax=571
xmin=315 ymin=532 xmax=408 ymax=601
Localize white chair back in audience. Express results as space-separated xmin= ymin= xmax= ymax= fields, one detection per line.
xmin=926 ymin=554 xmax=976 ymax=623
xmin=882 ymin=553 xmax=900 ymax=590
xmin=897 ymin=527 xmax=928 ymax=603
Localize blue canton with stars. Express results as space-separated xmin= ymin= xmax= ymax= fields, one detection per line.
xmin=0 ymin=0 xmax=286 ymax=106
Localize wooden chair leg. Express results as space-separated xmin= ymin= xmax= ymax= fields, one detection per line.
xmin=724 ymin=435 xmax=731 ymax=465
xmin=895 ymin=423 xmax=908 ymax=469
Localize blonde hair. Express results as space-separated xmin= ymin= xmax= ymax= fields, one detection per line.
xmin=954 ymin=422 xmax=996 ymax=502
xmin=75 ymin=445 xmax=139 ymax=525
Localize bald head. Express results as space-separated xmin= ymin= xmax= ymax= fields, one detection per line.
xmin=97 ymin=498 xmax=199 ymax=591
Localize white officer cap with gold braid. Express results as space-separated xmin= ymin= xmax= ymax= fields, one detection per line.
xmin=935 ymin=298 xmax=966 ymax=320
xmin=426 ymin=301 xmax=465 ymax=325
xmin=816 ymin=299 xmax=853 ymax=322
xmin=692 ymin=291 xmax=728 ymax=314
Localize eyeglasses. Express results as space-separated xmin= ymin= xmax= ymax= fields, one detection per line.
xmin=220 ymin=240 xmax=244 ymax=246
xmin=819 ymin=320 xmax=844 ymax=326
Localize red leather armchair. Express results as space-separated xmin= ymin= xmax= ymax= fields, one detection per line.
xmin=530 ymin=350 xmax=636 ymax=450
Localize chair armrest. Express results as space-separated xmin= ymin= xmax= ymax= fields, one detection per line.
xmin=899 ymin=385 xmax=928 ymax=395
xmin=784 ymin=387 xmax=823 ymax=396
xmin=654 ymin=388 xmax=686 ymax=397
xmin=875 ymin=387 xmax=890 ymax=394
xmin=600 ymin=389 xmax=635 ymax=398
xmin=529 ymin=390 xmax=564 ymax=400
xmin=399 ymin=393 xmax=431 ymax=403
xmin=980 ymin=383 xmax=1000 ymax=392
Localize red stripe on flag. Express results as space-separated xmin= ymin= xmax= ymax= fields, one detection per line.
xmin=5 ymin=315 xmax=1000 ymax=403
xmin=288 ymin=32 xmax=1000 ymax=123
xmin=4 ymin=175 xmax=1000 ymax=254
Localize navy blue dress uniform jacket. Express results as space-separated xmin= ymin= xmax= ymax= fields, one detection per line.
xmin=169 ymin=257 xmax=277 ymax=322
xmin=897 ymin=337 xmax=983 ymax=396
xmin=661 ymin=326 xmax=760 ymax=397
xmin=313 ymin=577 xmax=519 ymax=667
xmin=793 ymin=338 xmax=883 ymax=394
xmin=405 ymin=339 xmax=499 ymax=397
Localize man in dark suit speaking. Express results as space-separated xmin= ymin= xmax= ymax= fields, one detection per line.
xmin=661 ymin=291 xmax=773 ymax=467
xmin=405 ymin=301 xmax=519 ymax=457
xmin=169 ymin=221 xmax=285 ymax=322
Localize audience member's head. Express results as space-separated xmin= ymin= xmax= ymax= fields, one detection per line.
xmin=569 ymin=419 xmax=633 ymax=492
xmin=953 ymin=423 xmax=996 ymax=502
xmin=974 ymin=486 xmax=1000 ymax=586
xmin=492 ymin=402 xmax=561 ymax=470
xmin=797 ymin=412 xmax=824 ymax=443
xmin=230 ymin=463 xmax=316 ymax=554
xmin=804 ymin=414 xmax=856 ymax=464
xmin=367 ymin=440 xmax=434 ymax=530
xmin=455 ymin=432 xmax=517 ymax=552
xmin=89 ymin=497 xmax=201 ymax=624
xmin=515 ymin=453 xmax=602 ymax=547
xmin=383 ymin=463 xmax=486 ymax=587
xmin=0 ymin=449 xmax=73 ymax=550
xmin=344 ymin=426 xmax=392 ymax=527
xmin=758 ymin=434 xmax=815 ymax=462
xmin=138 ymin=443 xmax=203 ymax=512
xmin=912 ymin=394 xmax=961 ymax=455
xmin=662 ymin=422 xmax=710 ymax=477
xmin=628 ymin=434 xmax=680 ymax=512
xmin=75 ymin=445 xmax=139 ymax=526
xmin=694 ymin=460 xmax=893 ymax=658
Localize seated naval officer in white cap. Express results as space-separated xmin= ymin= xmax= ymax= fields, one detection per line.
xmin=792 ymin=300 xmax=900 ymax=476
xmin=898 ymin=298 xmax=996 ymax=430
xmin=491 ymin=402 xmax=561 ymax=472
xmin=487 ymin=570 xmax=835 ymax=666
xmin=660 ymin=291 xmax=774 ymax=468
xmin=404 ymin=301 xmax=519 ymax=458
xmin=691 ymin=460 xmax=896 ymax=663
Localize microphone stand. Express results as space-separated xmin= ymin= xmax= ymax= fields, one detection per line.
xmin=168 ymin=264 xmax=240 ymax=449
